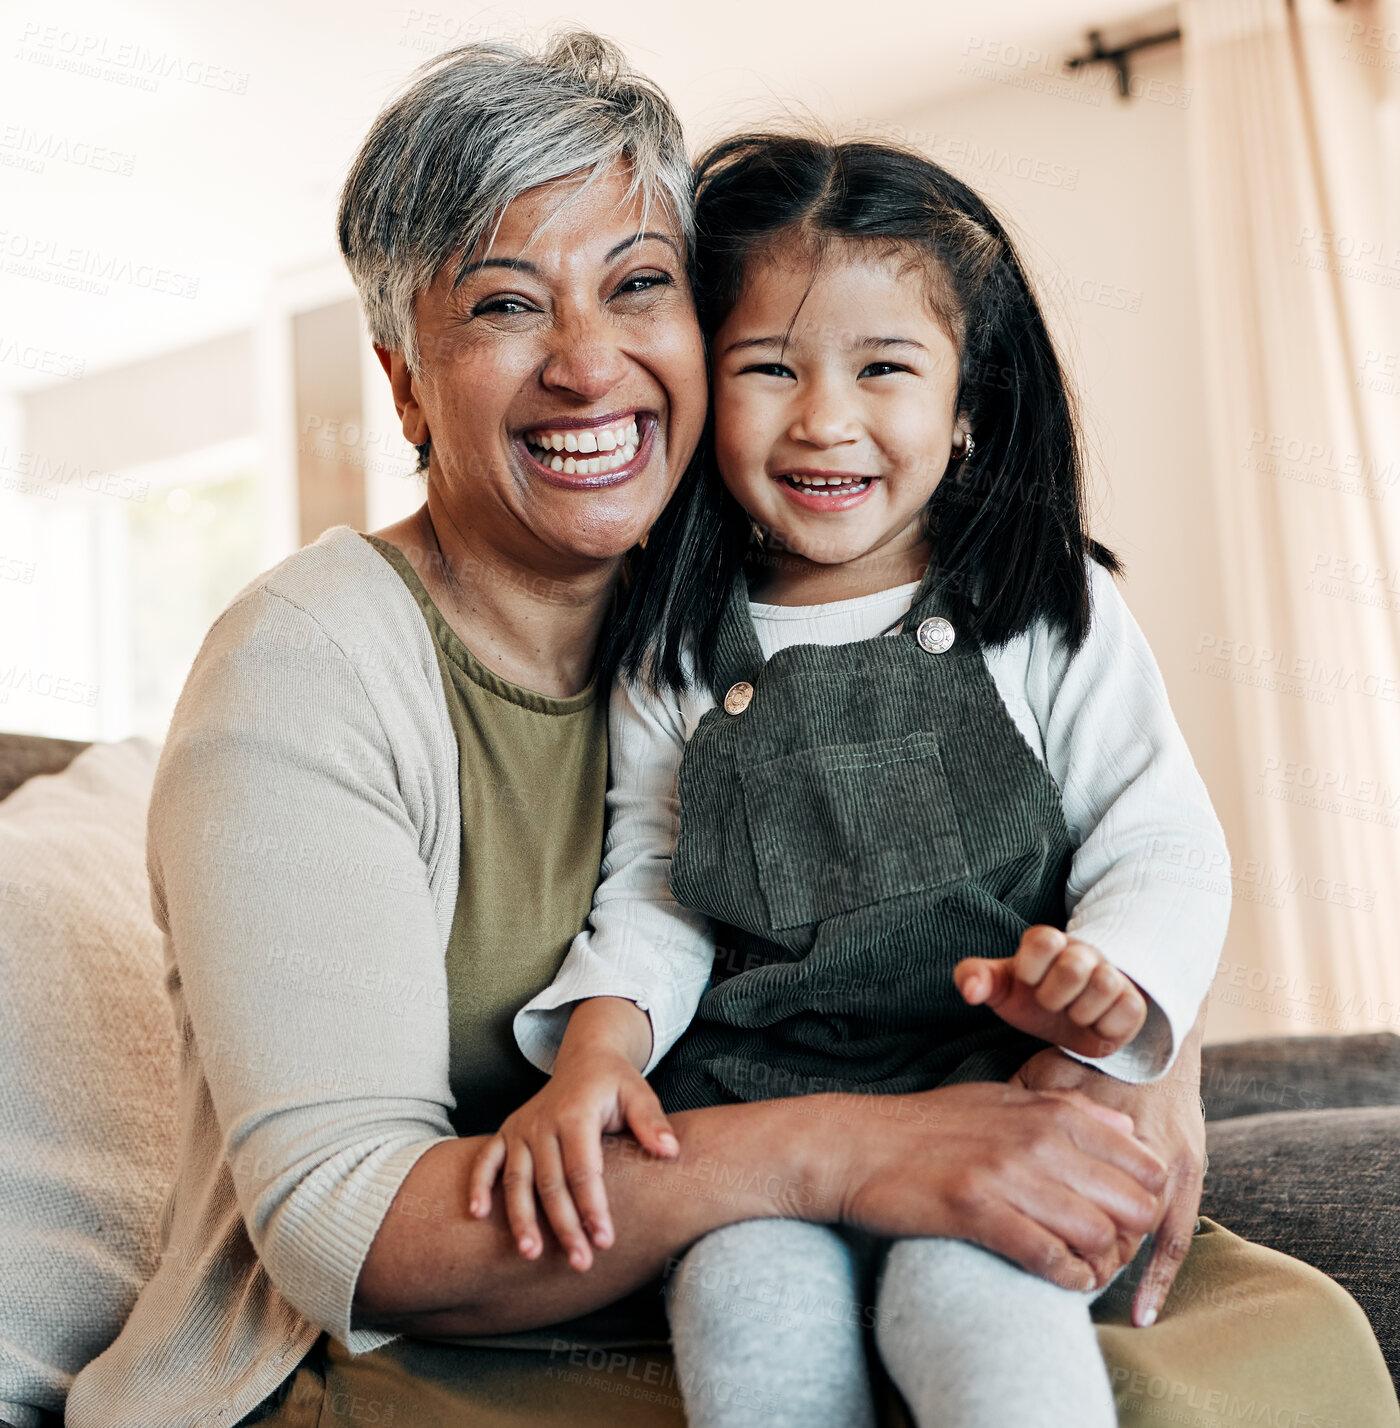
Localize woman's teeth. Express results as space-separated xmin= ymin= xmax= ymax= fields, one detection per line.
xmin=783 ymin=474 xmax=872 ymax=494
xmin=526 ymin=418 xmax=641 ymax=475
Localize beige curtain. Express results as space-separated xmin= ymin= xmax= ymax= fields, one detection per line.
xmin=1179 ymin=0 xmax=1400 ymax=1040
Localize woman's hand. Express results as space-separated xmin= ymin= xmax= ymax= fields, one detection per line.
xmin=465 ymin=998 xmax=678 ymax=1273
xmin=1010 ymin=1009 xmax=1208 ymax=1326
xmin=955 ymin=925 xmax=1149 ymax=1059
xmin=827 ymin=1080 xmax=1169 ymax=1292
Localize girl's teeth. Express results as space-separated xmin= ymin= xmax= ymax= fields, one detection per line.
xmin=598 ymin=430 xmax=617 ymax=452
xmin=786 ymin=474 xmax=869 ymax=492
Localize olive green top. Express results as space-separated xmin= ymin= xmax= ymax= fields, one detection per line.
xmin=362 ymin=534 xmax=608 ymax=1135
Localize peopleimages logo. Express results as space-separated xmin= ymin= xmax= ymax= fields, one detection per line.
xmin=0 ymin=666 xmax=100 ymax=707
xmin=0 ymin=230 xmax=199 ymax=300
xmin=0 ymin=446 xmax=150 ymax=502
xmin=14 ymin=22 xmax=250 ymax=94
xmin=0 ymin=336 xmax=85 ymax=380
xmin=0 ymin=125 xmax=137 ymax=177
xmin=958 ymin=35 xmax=1192 ymax=109
xmin=1193 ymin=631 xmax=1400 ymax=707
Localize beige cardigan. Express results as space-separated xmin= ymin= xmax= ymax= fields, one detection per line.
xmin=67 ymin=527 xmax=465 ymax=1428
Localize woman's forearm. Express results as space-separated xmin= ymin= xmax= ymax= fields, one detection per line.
xmin=353 ymin=1078 xmax=1169 ymax=1337
xmin=353 ymin=1098 xmax=832 ymax=1336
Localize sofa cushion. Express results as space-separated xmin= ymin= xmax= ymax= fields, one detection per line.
xmin=0 ymin=739 xmax=177 ymax=1428
xmin=1201 ymin=1033 xmax=1400 ymax=1120
xmin=1202 ymin=1106 xmax=1400 ymax=1388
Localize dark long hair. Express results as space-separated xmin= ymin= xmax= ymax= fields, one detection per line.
xmin=601 ymin=132 xmax=1120 ymax=697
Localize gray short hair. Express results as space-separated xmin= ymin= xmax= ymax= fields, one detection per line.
xmin=338 ymin=31 xmax=694 ymax=373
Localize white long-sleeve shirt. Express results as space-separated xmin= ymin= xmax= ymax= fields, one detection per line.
xmin=516 ymin=561 xmax=1232 ymax=1086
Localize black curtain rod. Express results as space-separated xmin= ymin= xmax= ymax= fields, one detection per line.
xmin=1066 ymin=0 xmax=1353 ymax=98
xmin=1064 ymin=27 xmax=1181 ymax=96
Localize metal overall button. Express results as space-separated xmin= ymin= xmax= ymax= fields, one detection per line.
xmin=724 ymin=681 xmax=755 ymax=715
xmin=916 ymin=616 xmax=956 ymax=654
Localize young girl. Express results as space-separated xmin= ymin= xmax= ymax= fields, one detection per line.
xmin=472 ymin=134 xmax=1230 ymax=1427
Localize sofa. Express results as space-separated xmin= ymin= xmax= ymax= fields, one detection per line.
xmin=2 ymin=730 xmax=1399 ymax=1425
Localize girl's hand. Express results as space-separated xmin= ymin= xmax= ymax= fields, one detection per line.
xmin=954 ymin=925 xmax=1149 ymax=1059
xmin=465 ymin=1048 xmax=679 ymax=1273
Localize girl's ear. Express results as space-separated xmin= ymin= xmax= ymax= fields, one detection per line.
xmin=952 ymin=414 xmax=974 ymax=457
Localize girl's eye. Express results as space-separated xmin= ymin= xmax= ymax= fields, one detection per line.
xmin=472 ymin=296 xmax=537 ymax=317
xmin=739 ymin=363 xmax=796 ymax=379
xmin=859 ymin=361 xmax=911 ymax=378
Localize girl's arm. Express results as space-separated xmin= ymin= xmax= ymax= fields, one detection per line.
xmin=1010 ymin=558 xmax=1232 ymax=1083
xmin=514 ymin=668 xmax=717 ymax=1076
xmin=471 ymin=996 xmax=683 ymax=1270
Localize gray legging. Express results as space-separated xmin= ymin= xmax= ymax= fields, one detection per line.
xmin=664 ymin=1219 xmax=1125 ymax=1428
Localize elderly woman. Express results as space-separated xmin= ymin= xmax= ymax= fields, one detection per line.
xmin=64 ymin=32 xmax=1394 ymax=1428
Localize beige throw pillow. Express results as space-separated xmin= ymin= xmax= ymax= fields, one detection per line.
xmin=0 ymin=739 xmax=176 ymax=1428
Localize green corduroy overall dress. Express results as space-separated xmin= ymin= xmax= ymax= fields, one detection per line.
xmin=652 ymin=568 xmax=1072 ymax=1114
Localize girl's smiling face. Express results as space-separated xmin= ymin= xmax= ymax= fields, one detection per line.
xmin=712 ymin=236 xmax=968 ymax=598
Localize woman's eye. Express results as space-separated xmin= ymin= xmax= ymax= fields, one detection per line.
xmin=472 ymin=296 xmax=536 ymax=317
xmin=613 ymin=271 xmax=673 ymax=298
xmin=859 ymin=361 xmax=910 ymax=378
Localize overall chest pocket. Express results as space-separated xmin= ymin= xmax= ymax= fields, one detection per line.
xmin=738 ymin=730 xmax=971 ymax=931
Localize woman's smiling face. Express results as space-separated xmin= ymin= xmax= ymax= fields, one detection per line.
xmin=712 ymin=236 xmax=966 ymax=588
xmin=394 ymin=165 xmax=707 ymax=569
